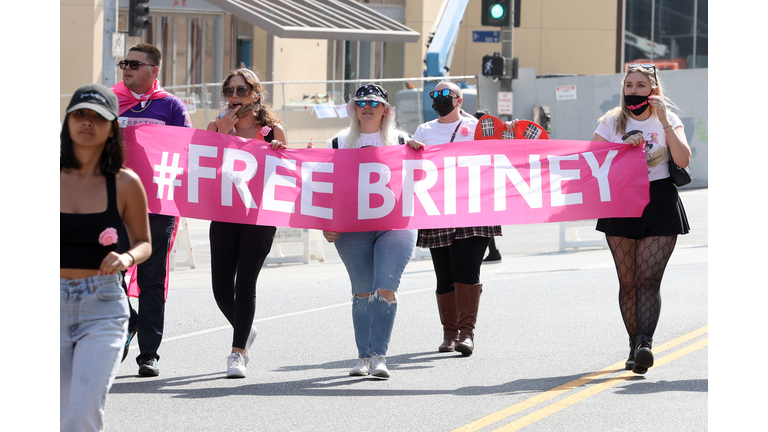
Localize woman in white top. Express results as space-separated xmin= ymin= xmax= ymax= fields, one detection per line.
xmin=323 ymin=84 xmax=416 ymax=379
xmin=592 ymin=64 xmax=691 ymax=375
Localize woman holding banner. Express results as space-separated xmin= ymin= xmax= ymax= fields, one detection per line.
xmin=406 ymin=81 xmax=514 ymax=358
xmin=592 ymin=64 xmax=690 ymax=374
xmin=206 ymin=67 xmax=286 ymax=378
xmin=60 ymin=84 xmax=152 ymax=430
xmin=321 ymin=83 xmax=416 ymax=379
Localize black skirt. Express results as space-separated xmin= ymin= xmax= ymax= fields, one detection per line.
xmin=596 ymin=177 xmax=689 ymax=239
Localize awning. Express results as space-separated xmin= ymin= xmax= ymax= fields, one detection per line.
xmin=205 ymin=0 xmax=421 ymax=43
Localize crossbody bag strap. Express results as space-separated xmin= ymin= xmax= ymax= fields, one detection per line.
xmin=449 ymin=121 xmax=463 ymax=143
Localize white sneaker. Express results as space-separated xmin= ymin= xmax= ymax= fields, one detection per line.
xmin=226 ymin=352 xmax=246 ymax=378
xmin=244 ymin=326 xmax=257 ymax=366
xmin=369 ymin=354 xmax=390 ymax=379
xmin=349 ymin=358 xmax=370 ymax=376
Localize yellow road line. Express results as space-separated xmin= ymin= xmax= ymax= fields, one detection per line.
xmin=493 ymin=337 xmax=708 ymax=431
xmin=449 ymin=365 xmax=624 ymax=432
xmin=451 ymin=325 xmax=708 ymax=432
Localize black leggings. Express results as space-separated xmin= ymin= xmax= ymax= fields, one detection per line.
xmin=209 ymin=222 xmax=276 ymax=349
xmin=429 ymin=236 xmax=491 ymax=294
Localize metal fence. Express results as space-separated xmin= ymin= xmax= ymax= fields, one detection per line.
xmin=61 ymin=75 xmax=478 ymax=147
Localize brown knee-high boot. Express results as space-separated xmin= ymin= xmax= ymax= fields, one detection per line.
xmin=455 ymin=283 xmax=482 ymax=357
xmin=436 ymin=291 xmax=459 ymax=352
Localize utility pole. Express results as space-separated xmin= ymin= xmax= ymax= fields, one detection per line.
xmin=499 ymin=3 xmax=515 ymax=121
xmin=102 ymin=0 xmax=118 ymax=87
xmin=479 ymin=1 xmax=519 ymax=120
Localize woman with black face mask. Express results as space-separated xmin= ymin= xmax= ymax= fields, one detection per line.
xmin=407 ymin=81 xmax=516 ymax=358
xmin=591 ymin=64 xmax=691 ymax=375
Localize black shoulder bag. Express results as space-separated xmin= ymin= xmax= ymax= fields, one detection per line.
xmin=668 ymin=159 xmax=692 ymax=187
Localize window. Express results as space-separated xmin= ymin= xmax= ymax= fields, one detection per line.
xmin=624 ymin=0 xmax=707 ymax=69
xmin=118 ymin=11 xmax=226 ymax=88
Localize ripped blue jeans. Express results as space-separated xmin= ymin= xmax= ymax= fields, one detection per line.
xmin=334 ymin=229 xmax=417 ymax=358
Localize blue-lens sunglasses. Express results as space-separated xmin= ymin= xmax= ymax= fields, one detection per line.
xmin=429 ymin=88 xmax=454 ymax=99
xmin=356 ymin=100 xmax=380 ymax=108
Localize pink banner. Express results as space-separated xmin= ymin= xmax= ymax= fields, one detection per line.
xmin=124 ymin=124 xmax=650 ymax=231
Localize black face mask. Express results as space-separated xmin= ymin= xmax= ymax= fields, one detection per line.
xmin=432 ymin=95 xmax=456 ymax=117
xmin=624 ymin=94 xmax=651 ymax=116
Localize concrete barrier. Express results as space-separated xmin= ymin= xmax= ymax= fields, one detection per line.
xmin=264 ymin=228 xmax=325 ymax=264
xmin=558 ymin=220 xmax=607 ymax=251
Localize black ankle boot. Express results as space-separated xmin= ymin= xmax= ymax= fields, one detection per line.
xmin=632 ymin=335 xmax=654 ymax=374
xmin=625 ymin=336 xmax=636 ymax=370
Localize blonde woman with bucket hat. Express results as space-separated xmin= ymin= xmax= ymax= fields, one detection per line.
xmin=322 ymin=84 xmax=416 ymax=379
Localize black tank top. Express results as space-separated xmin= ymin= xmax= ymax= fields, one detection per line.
xmin=60 ymin=175 xmax=125 ymax=269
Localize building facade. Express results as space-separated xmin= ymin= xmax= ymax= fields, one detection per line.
xmin=60 ymin=0 xmax=707 ymax=117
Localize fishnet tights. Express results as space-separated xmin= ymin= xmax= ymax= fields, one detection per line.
xmin=606 ymin=235 xmax=677 ymax=338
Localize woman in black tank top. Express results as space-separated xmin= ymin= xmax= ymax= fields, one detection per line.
xmin=60 ymin=84 xmax=151 ymax=431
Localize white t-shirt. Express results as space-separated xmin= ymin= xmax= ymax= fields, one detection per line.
xmin=413 ymin=116 xmax=479 ymax=145
xmin=594 ymin=112 xmax=683 ymax=182
xmin=326 ymin=131 xmax=387 ymax=149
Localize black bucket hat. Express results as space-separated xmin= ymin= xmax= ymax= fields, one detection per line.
xmin=346 ymin=83 xmax=394 ymax=118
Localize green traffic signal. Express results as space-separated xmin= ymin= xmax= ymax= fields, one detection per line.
xmin=490 ymin=4 xmax=506 ymax=20
xmin=481 ymin=0 xmax=513 ymax=27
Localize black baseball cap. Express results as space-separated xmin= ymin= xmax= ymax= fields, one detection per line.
xmin=66 ymin=84 xmax=119 ymax=121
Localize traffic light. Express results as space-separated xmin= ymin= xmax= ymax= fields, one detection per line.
xmin=482 ymin=55 xmax=505 ymax=77
xmin=128 ymin=0 xmax=150 ymax=37
xmin=481 ymin=0 xmax=510 ymax=27
xmin=481 ymin=0 xmax=521 ymax=27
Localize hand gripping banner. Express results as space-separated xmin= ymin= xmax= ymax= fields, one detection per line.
xmin=123 ymin=124 xmax=650 ymax=232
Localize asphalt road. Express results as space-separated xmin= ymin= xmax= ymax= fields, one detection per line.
xmin=106 ymin=188 xmax=709 ymax=432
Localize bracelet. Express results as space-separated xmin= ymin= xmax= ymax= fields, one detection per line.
xmin=125 ymin=252 xmax=135 ymax=267
xmin=663 ymin=124 xmax=674 ymax=132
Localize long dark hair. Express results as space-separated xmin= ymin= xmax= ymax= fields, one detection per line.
xmin=60 ymin=114 xmax=125 ymax=176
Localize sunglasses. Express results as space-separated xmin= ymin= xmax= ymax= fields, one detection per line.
xmin=628 ymin=63 xmax=658 ymax=83
xmin=222 ymin=86 xmax=252 ymax=98
xmin=355 ymin=100 xmax=380 ymax=108
xmin=428 ymin=88 xmax=455 ymax=99
xmin=118 ymin=60 xmax=157 ymax=70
